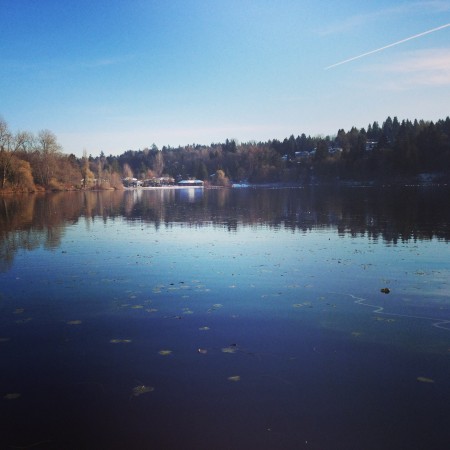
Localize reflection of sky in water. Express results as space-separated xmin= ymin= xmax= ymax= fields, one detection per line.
xmin=6 ymin=216 xmax=450 ymax=347
xmin=1 ymin=189 xmax=450 ymax=449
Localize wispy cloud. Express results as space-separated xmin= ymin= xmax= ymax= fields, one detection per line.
xmin=325 ymin=23 xmax=450 ymax=69
xmin=372 ymin=48 xmax=450 ymax=89
xmin=319 ymin=1 xmax=450 ymax=36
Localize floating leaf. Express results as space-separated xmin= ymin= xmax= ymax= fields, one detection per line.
xmin=131 ymin=385 xmax=154 ymax=397
xmin=158 ymin=350 xmax=172 ymax=356
xmin=374 ymin=317 xmax=395 ymax=323
xmin=15 ymin=318 xmax=32 ymax=324
xmin=207 ymin=304 xmax=223 ymax=313
xmin=228 ymin=376 xmax=240 ymax=382
xmin=67 ymin=320 xmax=82 ymax=325
xmin=417 ymin=376 xmax=435 ymax=384
xmin=221 ymin=347 xmax=237 ymax=354
xmin=4 ymin=393 xmax=21 ymax=400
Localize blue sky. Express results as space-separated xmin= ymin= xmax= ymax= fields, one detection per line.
xmin=1 ymin=0 xmax=450 ymax=156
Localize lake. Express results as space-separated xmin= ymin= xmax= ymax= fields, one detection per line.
xmin=1 ymin=186 xmax=449 ymax=450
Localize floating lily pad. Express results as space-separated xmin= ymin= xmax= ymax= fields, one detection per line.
xmin=131 ymin=385 xmax=154 ymax=397
xmin=228 ymin=376 xmax=240 ymax=382
xmin=158 ymin=350 xmax=172 ymax=356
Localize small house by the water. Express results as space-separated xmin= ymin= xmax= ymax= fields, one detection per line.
xmin=177 ymin=179 xmax=204 ymax=187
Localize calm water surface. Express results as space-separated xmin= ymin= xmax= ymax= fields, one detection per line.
xmin=1 ymin=187 xmax=449 ymax=449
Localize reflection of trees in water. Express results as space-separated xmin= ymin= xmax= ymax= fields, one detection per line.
xmin=117 ymin=187 xmax=450 ymax=243
xmin=1 ymin=195 xmax=38 ymax=271
xmin=1 ymin=187 xmax=449 ymax=270
xmin=0 ymin=193 xmax=76 ymax=271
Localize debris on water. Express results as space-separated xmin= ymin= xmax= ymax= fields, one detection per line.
xmin=4 ymin=393 xmax=21 ymax=400
xmin=199 ymin=326 xmax=210 ymax=331
xmin=110 ymin=339 xmax=132 ymax=344
xmin=373 ymin=317 xmax=395 ymax=323
xmin=15 ymin=318 xmax=32 ymax=324
xmin=67 ymin=320 xmax=82 ymax=325
xmin=131 ymin=385 xmax=154 ymax=397
xmin=417 ymin=376 xmax=435 ymax=383
xmin=228 ymin=375 xmax=240 ymax=382
xmin=207 ymin=303 xmax=223 ymax=313
xmin=158 ymin=349 xmax=172 ymax=356
xmin=197 ymin=348 xmax=208 ymax=354
xmin=380 ymin=288 xmax=390 ymax=294
xmin=221 ymin=346 xmax=237 ymax=354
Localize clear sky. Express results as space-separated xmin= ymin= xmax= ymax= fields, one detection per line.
xmin=1 ymin=0 xmax=450 ymax=157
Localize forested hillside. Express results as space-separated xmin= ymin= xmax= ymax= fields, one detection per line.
xmin=1 ymin=115 xmax=449 ymax=192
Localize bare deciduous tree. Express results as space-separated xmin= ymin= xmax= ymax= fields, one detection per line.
xmin=0 ymin=118 xmax=35 ymax=189
xmin=32 ymin=130 xmax=62 ymax=187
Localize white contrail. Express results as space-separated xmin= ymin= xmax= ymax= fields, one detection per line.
xmin=325 ymin=22 xmax=450 ymax=70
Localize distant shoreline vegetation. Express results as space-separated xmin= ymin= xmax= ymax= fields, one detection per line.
xmin=1 ymin=115 xmax=449 ymax=193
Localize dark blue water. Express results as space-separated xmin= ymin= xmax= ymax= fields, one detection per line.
xmin=1 ymin=187 xmax=449 ymax=449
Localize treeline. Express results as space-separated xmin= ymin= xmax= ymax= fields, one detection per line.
xmin=86 ymin=115 xmax=450 ymax=185
xmin=0 ymin=118 xmax=122 ymax=192
xmin=1 ymin=115 xmax=450 ymax=192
